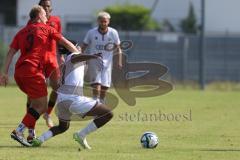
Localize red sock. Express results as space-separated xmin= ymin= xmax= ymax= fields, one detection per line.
xmin=22 ymin=113 xmax=37 ymax=129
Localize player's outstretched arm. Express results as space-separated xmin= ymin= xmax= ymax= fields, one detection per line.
xmin=114 ymin=45 xmax=123 ymax=69
xmin=0 ymin=48 xmax=17 ymax=86
xmin=58 ymin=37 xmax=79 ymax=54
xmin=71 ymin=53 xmax=102 ymax=63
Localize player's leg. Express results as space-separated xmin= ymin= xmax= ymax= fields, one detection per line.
xmin=32 ymin=120 xmax=70 ymax=147
xmin=87 ymin=59 xmax=102 ymax=101
xmin=99 ymin=66 xmax=112 ymax=104
xmin=99 ymin=86 xmax=109 ymax=104
xmin=11 ymin=96 xmax=47 ymax=146
xmin=43 ymin=63 xmax=60 ymax=127
xmin=43 ymin=90 xmax=57 ymax=128
xmin=91 ymin=83 xmax=101 ymax=101
xmin=11 ymin=74 xmax=48 ymax=146
xmin=25 ymin=97 xmax=36 ymax=143
xmin=79 ymin=103 xmax=113 ymax=135
xmin=32 ymin=98 xmax=73 ymax=147
xmin=26 ymin=97 xmax=31 ymax=111
xmin=71 ymin=100 xmax=113 ymax=149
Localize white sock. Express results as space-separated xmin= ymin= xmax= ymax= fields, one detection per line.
xmin=78 ymin=121 xmax=98 ymax=138
xmin=16 ymin=123 xmax=26 ymax=133
xmin=39 ymin=130 xmax=53 ymax=142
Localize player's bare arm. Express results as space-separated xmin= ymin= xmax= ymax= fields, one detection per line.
xmin=115 ymin=45 xmax=123 ymax=69
xmin=59 ymin=37 xmax=79 ymax=53
xmin=71 ymin=53 xmax=102 ymax=63
xmin=0 ymin=48 xmax=17 ymax=86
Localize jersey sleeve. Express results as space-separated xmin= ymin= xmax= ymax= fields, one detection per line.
xmin=10 ymin=32 xmax=20 ymax=50
xmin=49 ymin=27 xmax=62 ymax=42
xmin=113 ymin=29 xmax=120 ymax=45
xmin=58 ymin=20 xmax=62 ymax=33
xmin=56 ymin=16 xmax=62 ymax=33
xmin=83 ymin=30 xmax=91 ymax=45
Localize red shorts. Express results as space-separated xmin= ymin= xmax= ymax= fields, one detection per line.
xmin=14 ymin=67 xmax=47 ymax=99
xmin=44 ymin=56 xmax=60 ymax=80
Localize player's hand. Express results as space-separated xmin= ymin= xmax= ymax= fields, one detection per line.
xmin=76 ymin=45 xmax=82 ymax=53
xmin=0 ymin=74 xmax=8 ymax=87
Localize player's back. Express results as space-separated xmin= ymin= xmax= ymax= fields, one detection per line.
xmin=12 ymin=22 xmax=61 ymax=70
xmin=14 ymin=23 xmax=50 ymax=67
xmin=57 ymin=53 xmax=85 ymax=96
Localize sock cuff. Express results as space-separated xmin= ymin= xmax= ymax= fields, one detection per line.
xmin=28 ymin=108 xmax=40 ymax=120
xmin=90 ymin=121 xmax=98 ymax=129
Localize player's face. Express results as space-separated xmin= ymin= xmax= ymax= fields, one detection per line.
xmin=98 ymin=17 xmax=110 ymax=30
xmin=39 ymin=8 xmax=48 ymax=24
xmin=40 ymin=0 xmax=52 ymax=18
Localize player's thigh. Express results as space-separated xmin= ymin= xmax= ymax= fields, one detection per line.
xmin=69 ymin=96 xmax=97 ymax=117
xmin=30 ymin=96 xmax=48 ymax=114
xmin=85 ymin=103 xmax=112 ymax=117
xmin=14 ymin=73 xmax=48 ymax=99
xmin=56 ymin=100 xmax=73 ymax=121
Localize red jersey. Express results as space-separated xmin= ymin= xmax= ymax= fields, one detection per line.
xmin=46 ymin=16 xmax=62 ymax=57
xmin=10 ymin=22 xmax=62 ymax=76
xmin=47 ymin=16 xmax=62 ymax=33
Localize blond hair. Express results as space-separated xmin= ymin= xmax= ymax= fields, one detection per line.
xmin=97 ymin=11 xmax=111 ymax=19
xmin=29 ymin=5 xmax=43 ymax=20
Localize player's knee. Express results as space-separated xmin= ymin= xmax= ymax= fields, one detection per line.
xmin=106 ymin=111 xmax=113 ymax=121
xmin=58 ymin=124 xmax=69 ymax=133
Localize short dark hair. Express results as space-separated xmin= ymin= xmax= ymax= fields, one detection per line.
xmin=38 ymin=0 xmax=51 ymax=5
xmin=29 ymin=5 xmax=43 ymax=20
xmin=58 ymin=40 xmax=77 ymax=55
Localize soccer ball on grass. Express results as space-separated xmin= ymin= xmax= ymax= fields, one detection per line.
xmin=140 ymin=132 xmax=158 ymax=149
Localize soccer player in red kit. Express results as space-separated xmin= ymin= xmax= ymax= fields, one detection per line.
xmin=39 ymin=0 xmax=62 ymax=128
xmin=28 ymin=0 xmax=62 ymax=128
xmin=0 ymin=5 xmax=78 ymax=146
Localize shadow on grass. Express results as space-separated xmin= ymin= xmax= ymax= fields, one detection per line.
xmin=0 ymin=145 xmax=50 ymax=149
xmin=0 ymin=145 xmax=80 ymax=150
xmin=200 ymin=148 xmax=240 ymax=152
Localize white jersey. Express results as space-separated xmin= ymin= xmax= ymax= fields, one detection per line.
xmin=83 ymin=27 xmax=120 ymax=67
xmin=57 ymin=52 xmax=85 ymax=96
xmin=56 ymin=52 xmax=98 ymax=120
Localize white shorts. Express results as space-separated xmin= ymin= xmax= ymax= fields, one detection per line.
xmin=86 ymin=59 xmax=112 ymax=87
xmin=56 ymin=93 xmax=97 ymax=121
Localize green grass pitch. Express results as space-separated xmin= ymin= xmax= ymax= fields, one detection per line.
xmin=0 ymin=86 xmax=240 ymax=160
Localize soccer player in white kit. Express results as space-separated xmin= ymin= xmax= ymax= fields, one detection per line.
xmin=82 ymin=11 xmax=122 ymax=104
xmin=32 ymin=42 xmax=113 ymax=150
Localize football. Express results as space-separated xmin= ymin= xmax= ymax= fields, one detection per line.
xmin=140 ymin=132 xmax=159 ymax=149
